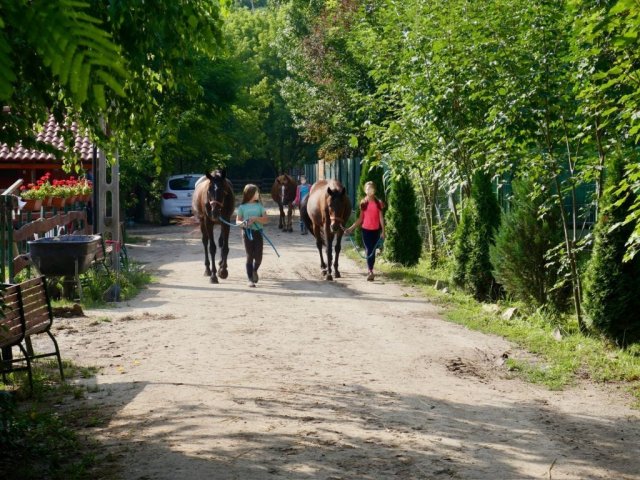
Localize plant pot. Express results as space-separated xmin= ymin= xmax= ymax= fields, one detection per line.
xmin=20 ymin=198 xmax=42 ymax=211
xmin=50 ymin=196 xmax=66 ymax=209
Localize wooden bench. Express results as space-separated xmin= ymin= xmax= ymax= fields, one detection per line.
xmin=0 ymin=276 xmax=65 ymax=392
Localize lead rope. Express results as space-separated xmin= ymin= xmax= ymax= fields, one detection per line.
xmin=343 ymin=227 xmax=383 ymax=260
xmin=217 ymin=216 xmax=281 ymax=258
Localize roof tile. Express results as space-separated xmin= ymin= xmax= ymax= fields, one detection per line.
xmin=0 ymin=115 xmax=94 ymax=163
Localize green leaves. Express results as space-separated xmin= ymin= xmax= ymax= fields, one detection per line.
xmin=9 ymin=0 xmax=126 ymax=108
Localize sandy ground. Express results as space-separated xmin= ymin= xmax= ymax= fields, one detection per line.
xmin=49 ymin=203 xmax=640 ymax=480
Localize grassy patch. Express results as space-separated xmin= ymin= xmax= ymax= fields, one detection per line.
xmin=0 ymin=361 xmax=118 ymax=479
xmin=349 ymin=251 xmax=640 ymax=402
xmin=79 ymin=261 xmax=153 ymax=308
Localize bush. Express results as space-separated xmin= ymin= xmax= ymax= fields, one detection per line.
xmin=490 ymin=177 xmax=567 ymax=311
xmin=384 ymin=172 xmax=422 ymax=266
xmin=583 ymin=155 xmax=640 ymax=346
xmin=452 ymin=171 xmax=501 ymax=300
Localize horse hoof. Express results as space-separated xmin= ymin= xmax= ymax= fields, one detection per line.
xmin=218 ymin=269 xmax=228 ymax=279
xmin=335 ymin=271 xmax=341 ymax=278
xmin=210 ymin=276 xmax=219 ymax=284
xmin=326 ymin=274 xmax=333 ymax=281
xmin=204 ymin=269 xmax=211 ymax=277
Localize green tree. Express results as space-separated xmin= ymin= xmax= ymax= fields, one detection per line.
xmin=384 ymin=172 xmax=421 ymax=266
xmin=570 ymin=0 xmax=640 ymax=261
xmin=452 ymin=172 xmax=501 ymax=300
xmin=583 ymin=155 xmax=640 ymax=346
xmin=277 ymin=0 xmax=379 ymax=163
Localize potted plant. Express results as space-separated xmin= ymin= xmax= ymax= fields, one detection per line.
xmin=19 ymin=173 xmax=95 ymax=210
xmin=19 ymin=175 xmax=52 ymax=211
xmin=73 ymin=177 xmax=93 ymax=202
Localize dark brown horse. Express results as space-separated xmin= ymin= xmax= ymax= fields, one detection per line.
xmin=301 ymin=179 xmax=352 ymax=280
xmin=271 ymin=173 xmax=297 ymax=232
xmin=192 ymin=170 xmax=235 ymax=283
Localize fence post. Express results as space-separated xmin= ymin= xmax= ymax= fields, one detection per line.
xmin=0 ymin=194 xmax=17 ymax=283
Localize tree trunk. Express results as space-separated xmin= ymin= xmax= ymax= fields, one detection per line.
xmin=554 ymin=175 xmax=585 ymax=332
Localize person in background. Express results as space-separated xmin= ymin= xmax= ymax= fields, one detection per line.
xmin=235 ymin=184 xmax=269 ymax=287
xmin=294 ymin=175 xmax=311 ymax=234
xmin=344 ymin=181 xmax=385 ymax=281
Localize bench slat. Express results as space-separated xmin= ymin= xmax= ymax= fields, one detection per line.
xmin=23 ymin=312 xmax=51 ymax=336
xmin=0 ymin=285 xmax=25 ymax=348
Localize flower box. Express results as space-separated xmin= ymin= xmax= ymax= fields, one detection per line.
xmin=20 ymin=198 xmax=43 ymax=211
xmin=19 ymin=172 xmax=93 ymax=207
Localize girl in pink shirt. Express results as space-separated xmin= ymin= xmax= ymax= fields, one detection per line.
xmin=345 ymin=181 xmax=385 ymax=281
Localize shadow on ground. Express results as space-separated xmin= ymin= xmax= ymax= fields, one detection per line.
xmin=79 ymin=379 xmax=638 ymax=479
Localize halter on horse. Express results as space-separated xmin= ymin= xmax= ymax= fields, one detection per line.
xmin=301 ymin=179 xmax=352 ymax=280
xmin=192 ymin=170 xmax=235 ymax=283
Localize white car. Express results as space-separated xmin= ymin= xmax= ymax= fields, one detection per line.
xmin=160 ymin=174 xmax=203 ymax=225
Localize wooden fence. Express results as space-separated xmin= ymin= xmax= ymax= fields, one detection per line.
xmin=1 ymin=194 xmax=91 ymax=283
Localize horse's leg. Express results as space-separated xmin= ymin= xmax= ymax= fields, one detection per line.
xmin=314 ymin=224 xmax=327 ymax=275
xmin=201 ymin=220 xmax=211 ymax=277
xmin=218 ymin=224 xmax=230 ymax=279
xmin=334 ymin=233 xmax=343 ymax=278
xmin=325 ymin=232 xmax=335 ymax=281
xmin=278 ymin=203 xmax=285 ymax=229
xmin=208 ymin=223 xmax=218 ymax=283
xmin=287 ymin=204 xmax=293 ymax=232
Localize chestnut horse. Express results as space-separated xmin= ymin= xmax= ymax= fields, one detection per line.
xmin=271 ymin=173 xmax=297 ymax=232
xmin=192 ymin=170 xmax=235 ymax=283
xmin=301 ymin=179 xmax=352 ymax=280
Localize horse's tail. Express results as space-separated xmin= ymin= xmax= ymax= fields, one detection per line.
xmin=300 ymin=195 xmax=314 ymax=235
xmin=175 ymin=215 xmax=199 ymax=226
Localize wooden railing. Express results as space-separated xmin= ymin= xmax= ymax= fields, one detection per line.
xmin=0 ymin=193 xmax=91 ymax=282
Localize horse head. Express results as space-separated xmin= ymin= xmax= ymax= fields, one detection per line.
xmin=205 ymin=169 xmax=229 ymax=220
xmin=326 ymin=185 xmax=349 ymax=233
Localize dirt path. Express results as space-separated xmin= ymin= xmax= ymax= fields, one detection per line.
xmin=53 ymin=204 xmax=640 ymax=479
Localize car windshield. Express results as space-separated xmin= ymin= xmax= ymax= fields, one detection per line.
xmin=169 ymin=176 xmax=199 ymax=191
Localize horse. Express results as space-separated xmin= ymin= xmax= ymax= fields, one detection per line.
xmin=270 ymin=173 xmax=297 ymax=232
xmin=191 ymin=169 xmax=235 ymax=283
xmin=301 ymin=179 xmax=352 ymax=281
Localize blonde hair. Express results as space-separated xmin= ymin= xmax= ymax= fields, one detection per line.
xmin=242 ymin=184 xmax=260 ymax=204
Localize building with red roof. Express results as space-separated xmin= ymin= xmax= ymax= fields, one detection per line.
xmin=0 ymin=115 xmax=94 ymax=190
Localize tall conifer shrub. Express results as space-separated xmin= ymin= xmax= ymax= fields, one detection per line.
xmin=384 ymin=173 xmax=421 ymax=266
xmin=583 ymin=156 xmax=640 ymax=346
xmin=452 ymin=172 xmax=501 ymax=300
xmin=490 ymin=178 xmax=566 ymax=310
